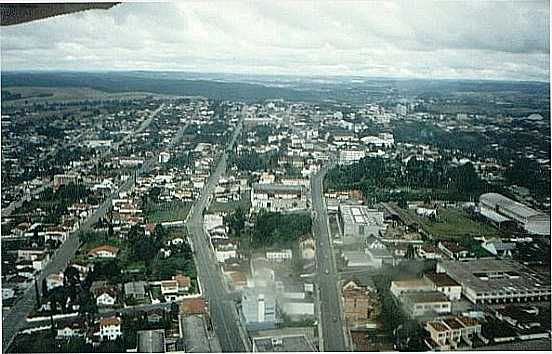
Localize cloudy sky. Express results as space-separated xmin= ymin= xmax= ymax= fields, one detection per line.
xmin=1 ymin=1 xmax=550 ymax=81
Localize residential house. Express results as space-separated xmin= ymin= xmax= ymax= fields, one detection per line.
xmin=364 ymin=236 xmax=394 ymax=267
xmin=57 ymin=319 xmax=86 ymax=339
xmin=213 ymin=239 xmax=238 ymax=263
xmin=342 ymin=279 xmax=380 ymax=328
xmin=266 ymin=249 xmax=293 ymax=263
xmin=93 ymin=287 xmax=117 ymax=307
xmin=418 ymin=244 xmax=442 ymax=260
xmin=438 ymin=241 xmax=469 ymax=260
xmin=88 ymin=245 xmax=120 ymax=259
xmin=481 ymin=239 xmax=516 ymax=258
xmin=124 ymin=281 xmax=147 ymax=300
xmin=160 ymin=274 xmax=192 ymax=302
xmin=99 ymin=316 xmax=122 ymax=341
xmin=424 ymin=316 xmax=482 ymax=351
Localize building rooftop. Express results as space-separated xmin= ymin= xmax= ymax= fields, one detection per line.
xmin=400 ymin=291 xmax=450 ymax=304
xmin=340 ymin=205 xmax=384 ymax=226
xmin=252 ymin=183 xmax=306 ymax=193
xmin=391 ymin=279 xmax=429 ymax=289
xmin=438 ymin=259 xmax=551 ymax=293
xmin=480 ymin=193 xmax=543 ymax=219
xmin=424 ymin=272 xmax=460 ymax=287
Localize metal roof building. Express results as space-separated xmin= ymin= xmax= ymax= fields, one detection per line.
xmin=479 ymin=193 xmax=550 ymax=235
xmin=437 ymin=259 xmax=551 ymax=304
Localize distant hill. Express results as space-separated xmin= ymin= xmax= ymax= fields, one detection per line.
xmin=0 ymin=71 xmax=322 ymax=102
xmin=1 ymin=71 xmax=549 ymax=105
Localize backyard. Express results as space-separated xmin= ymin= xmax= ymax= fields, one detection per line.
xmin=145 ymin=200 xmax=192 ymax=223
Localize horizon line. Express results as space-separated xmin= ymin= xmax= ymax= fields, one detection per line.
xmin=1 ymin=69 xmax=549 ymax=84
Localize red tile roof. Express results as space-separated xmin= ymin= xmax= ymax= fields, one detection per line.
xmin=100 ymin=316 xmax=121 ymax=327
xmin=88 ymin=245 xmax=120 ymax=257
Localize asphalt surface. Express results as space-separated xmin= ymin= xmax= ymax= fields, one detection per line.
xmin=311 ymin=162 xmax=348 ymax=352
xmin=186 ymin=120 xmax=247 ymax=353
xmin=1 ymin=105 xmax=167 ymax=353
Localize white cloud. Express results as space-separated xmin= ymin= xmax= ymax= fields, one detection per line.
xmin=1 ymin=1 xmax=549 ymax=81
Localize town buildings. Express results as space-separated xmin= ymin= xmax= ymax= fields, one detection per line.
xmin=251 ymin=183 xmax=308 ymax=212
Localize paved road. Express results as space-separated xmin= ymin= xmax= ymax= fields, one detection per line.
xmin=311 ymin=162 xmax=348 ymax=352
xmin=186 ymin=119 xmax=247 ymax=353
xmin=1 ymin=105 xmax=167 ymax=353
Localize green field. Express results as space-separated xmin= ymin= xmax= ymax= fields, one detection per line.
xmin=146 ymin=201 xmax=192 ymax=223
xmin=208 ymin=190 xmax=251 ymax=213
xmin=404 ymin=207 xmax=499 ymax=239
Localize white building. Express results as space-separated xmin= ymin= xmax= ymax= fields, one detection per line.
xmin=338 ymin=149 xmax=365 ymax=165
xmin=213 ymin=239 xmax=238 ymax=263
xmin=158 ymin=151 xmax=171 ymax=163
xmin=479 ymin=193 xmax=550 ymax=235
xmin=339 ymin=205 xmax=386 ymax=238
xmin=241 ymin=287 xmax=278 ymax=327
xmin=360 ymin=133 xmax=394 ymax=147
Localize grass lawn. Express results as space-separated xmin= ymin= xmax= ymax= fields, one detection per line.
xmin=150 ymin=285 xmax=163 ymax=302
xmin=126 ymin=260 xmax=146 ymax=274
xmin=405 ymin=207 xmax=499 ymax=240
xmin=146 ymin=201 xmax=192 ymax=223
xmin=80 ymin=231 xmax=122 ymax=252
xmin=209 ymin=190 xmax=251 ymax=213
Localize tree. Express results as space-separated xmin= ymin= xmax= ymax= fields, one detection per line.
xmin=148 ymin=187 xmax=162 ymax=203
xmin=128 ymin=225 xmax=160 ymax=265
xmin=225 ymin=207 xmax=246 ymax=236
xmin=42 ymin=278 xmax=49 ymax=298
xmin=405 ymin=245 xmax=416 ymax=259
xmin=34 ymin=278 xmax=41 ymax=308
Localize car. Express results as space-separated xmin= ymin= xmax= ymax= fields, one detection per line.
xmin=325 ymin=269 xmax=329 ymax=274
xmin=332 ymin=316 xmax=338 ymax=322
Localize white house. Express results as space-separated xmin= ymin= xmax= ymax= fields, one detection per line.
xmin=266 ymin=249 xmax=293 ymax=263
xmin=94 ymin=288 xmax=117 ymax=306
xmin=99 ymin=316 xmax=122 ymax=341
xmin=213 ymin=239 xmax=238 ymax=263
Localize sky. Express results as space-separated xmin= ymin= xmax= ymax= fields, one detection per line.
xmin=1 ymin=1 xmax=550 ymax=81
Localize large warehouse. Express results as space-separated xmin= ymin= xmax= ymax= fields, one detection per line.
xmin=479 ymin=193 xmax=550 ymax=235
xmin=339 ymin=205 xmax=386 ymax=238
xmin=437 ymin=259 xmax=551 ymax=304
